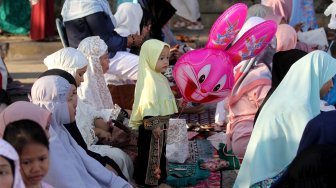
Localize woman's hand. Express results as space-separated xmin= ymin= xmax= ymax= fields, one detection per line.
xmin=294 ymin=22 xmax=304 ymax=32
xmin=127 ymin=34 xmax=144 ymax=48
xmin=153 ymin=127 xmax=161 ymax=139
xmin=94 ymin=128 xmax=112 ymax=143
xmin=105 ymin=164 xmax=118 ymax=175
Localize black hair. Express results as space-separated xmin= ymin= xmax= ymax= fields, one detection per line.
xmin=3 ymin=119 xmax=49 ymax=156
xmin=0 ymin=155 xmax=15 ymax=180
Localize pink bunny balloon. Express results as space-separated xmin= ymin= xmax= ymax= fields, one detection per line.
xmin=173 ymin=3 xmax=277 ymax=103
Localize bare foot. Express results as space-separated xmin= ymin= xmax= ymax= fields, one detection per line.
xmin=154 ymin=167 xmax=161 ymax=180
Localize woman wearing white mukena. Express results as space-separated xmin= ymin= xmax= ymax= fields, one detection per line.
xmin=61 ymin=0 xmax=144 ymax=85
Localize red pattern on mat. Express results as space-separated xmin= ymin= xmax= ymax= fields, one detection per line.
xmin=188 ymin=171 xmax=221 ymax=188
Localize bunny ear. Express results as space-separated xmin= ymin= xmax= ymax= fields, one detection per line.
xmin=226 ymin=20 xmax=277 ymax=66
xmin=205 ymin=3 xmax=248 ymax=50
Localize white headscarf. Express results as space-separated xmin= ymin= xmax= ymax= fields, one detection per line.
xmin=77 ymin=36 xmax=113 ymax=110
xmin=31 ymin=76 xmax=131 ymax=188
xmin=43 ymin=47 xmax=88 ymax=78
xmin=0 ymin=139 xmax=25 ymax=188
xmin=234 ymin=51 xmax=336 ymax=187
xmin=114 ymin=2 xmax=143 ymax=37
xmin=61 ymin=0 xmax=117 ymax=26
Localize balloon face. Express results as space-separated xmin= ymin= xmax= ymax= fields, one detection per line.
xmin=173 ymin=49 xmax=233 ymax=103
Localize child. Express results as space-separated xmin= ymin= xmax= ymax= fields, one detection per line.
xmin=0 ymin=139 xmax=25 ymax=188
xmin=3 ymin=119 xmax=53 ymax=188
xmin=130 ymin=39 xmax=178 ymax=186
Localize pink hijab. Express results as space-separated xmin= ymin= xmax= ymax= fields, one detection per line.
xmin=262 ymin=0 xmax=292 ymax=23
xmin=0 ymin=139 xmax=25 ymax=188
xmin=275 ymin=24 xmax=297 ymax=52
xmin=0 ymin=101 xmax=51 ymax=137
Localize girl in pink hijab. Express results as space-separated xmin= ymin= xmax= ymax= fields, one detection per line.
xmin=0 ymin=101 xmax=51 ymax=137
xmin=275 ymin=24 xmax=315 ymax=52
xmin=0 ymin=139 xmax=25 ymax=188
xmin=275 ymin=24 xmax=297 ymax=52
xmin=0 ymin=101 xmax=53 ymax=188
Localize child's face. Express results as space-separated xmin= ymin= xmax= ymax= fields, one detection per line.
xmin=67 ymin=85 xmax=77 ymax=123
xmin=20 ymin=143 xmax=49 ymax=187
xmin=0 ymin=156 xmax=13 ymax=188
xmin=99 ymin=52 xmax=110 ymax=74
xmin=155 ymin=46 xmax=170 ymax=73
xmin=75 ymin=66 xmax=87 ymax=87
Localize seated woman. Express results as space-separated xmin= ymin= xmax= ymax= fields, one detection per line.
xmin=254 ymin=49 xmax=308 ymax=124
xmin=234 ymin=51 xmax=336 ymax=188
xmin=30 ymin=75 xmax=131 ymax=187
xmin=77 ymin=36 xmax=138 ymax=162
xmin=43 ymin=48 xmax=134 ymax=181
xmin=0 ymin=139 xmax=25 ymax=188
xmin=38 ymin=70 xmax=128 ymax=180
xmin=61 ymin=0 xmax=144 ymax=85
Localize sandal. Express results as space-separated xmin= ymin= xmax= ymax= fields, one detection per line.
xmin=200 ymin=158 xmax=229 ymax=171
xmin=186 ymin=21 xmax=204 ymax=30
xmin=173 ymin=19 xmax=187 ymax=28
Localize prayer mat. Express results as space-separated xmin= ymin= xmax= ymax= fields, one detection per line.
xmin=166 ymin=140 xmax=215 ymax=187
xmin=173 ymin=107 xmax=217 ymax=128
xmin=188 ymin=171 xmax=221 ymax=188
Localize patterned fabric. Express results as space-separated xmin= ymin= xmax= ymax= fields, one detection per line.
xmin=146 ymin=116 xmax=167 ymax=185
xmin=166 ymin=118 xmax=189 ymax=163
xmin=289 ymin=0 xmax=318 ymax=31
xmin=134 ymin=116 xmax=169 ymax=186
xmin=251 ymin=171 xmax=284 ymax=188
xmin=77 ymin=36 xmax=114 ymax=110
xmin=176 ymin=107 xmax=217 ymax=127
xmin=166 ymin=140 xmax=210 ymax=187
xmin=143 ymin=115 xmax=170 ymax=130
xmin=0 ymin=0 xmax=31 ymax=34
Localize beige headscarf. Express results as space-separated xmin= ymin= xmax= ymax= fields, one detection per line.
xmin=129 ymin=39 xmax=178 ymax=129
xmin=43 ymin=47 xmax=88 ymax=78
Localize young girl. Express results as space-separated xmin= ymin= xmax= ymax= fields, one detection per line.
xmin=3 ymin=120 xmax=53 ymax=188
xmin=130 ymin=39 xmax=178 ymax=186
xmin=0 ymin=139 xmax=25 ymax=188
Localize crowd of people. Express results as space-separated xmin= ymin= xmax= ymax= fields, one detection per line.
xmin=1 ymin=0 xmax=336 ymax=187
